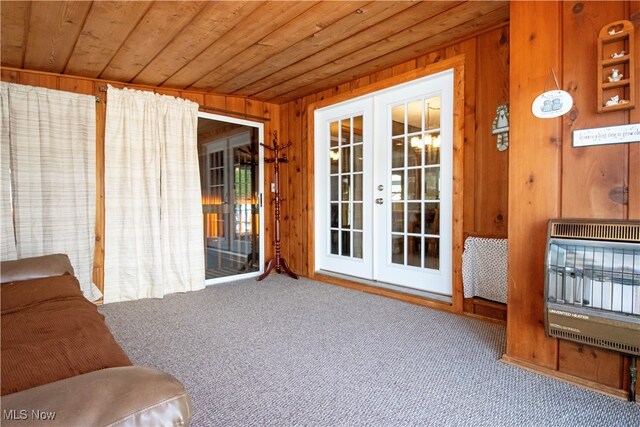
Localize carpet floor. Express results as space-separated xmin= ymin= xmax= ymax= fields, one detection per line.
xmin=99 ymin=275 xmax=640 ymax=427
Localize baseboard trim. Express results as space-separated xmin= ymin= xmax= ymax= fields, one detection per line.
xmin=463 ymin=297 xmax=507 ymax=323
xmin=311 ymin=272 xmax=456 ymax=313
xmin=463 ymin=311 xmax=506 ymax=325
xmin=500 ymin=354 xmax=631 ymax=402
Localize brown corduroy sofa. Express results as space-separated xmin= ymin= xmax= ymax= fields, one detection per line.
xmin=1 ymin=254 xmax=192 ymax=426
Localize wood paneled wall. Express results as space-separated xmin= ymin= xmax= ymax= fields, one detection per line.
xmin=277 ymin=25 xmax=510 ymax=293
xmin=506 ymin=0 xmax=639 ymax=399
xmin=6 ymin=5 xmax=635 ymax=398
xmin=0 ymin=67 xmax=280 ymax=293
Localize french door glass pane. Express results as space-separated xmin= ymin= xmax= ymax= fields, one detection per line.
xmin=407 ymin=202 xmax=421 ymax=234
xmin=341 ymin=231 xmax=351 ymax=257
xmin=330 ymin=122 xmax=339 ymax=147
xmin=391 ymin=173 xmax=403 ymax=201
xmin=392 ymin=203 xmax=404 ymax=233
xmin=330 ymin=204 xmax=339 ymax=228
xmin=389 ymin=95 xmax=441 ymax=269
xmin=353 ymin=116 xmax=363 ymax=143
xmin=391 ymin=105 xmax=404 ymax=136
xmin=331 ymin=230 xmax=339 ymax=255
xmin=424 ymin=237 xmax=440 ymax=269
xmin=407 ymin=100 xmax=422 ymax=132
xmin=341 ymin=176 xmax=350 ymax=201
xmin=425 ymin=134 xmax=441 ymax=165
xmin=341 ymin=119 xmax=351 ymax=144
xmin=408 ymin=236 xmax=422 ymax=267
xmin=330 ymin=176 xmax=339 ymax=201
xmin=353 ymin=173 xmax=363 ymax=201
xmin=328 ymin=115 xmax=364 ymax=260
xmin=353 ymin=203 xmax=363 ymax=230
xmin=424 ymin=167 xmax=440 ymax=200
xmin=425 ymin=97 xmax=441 ymax=130
xmin=407 ymin=169 xmax=421 ymax=200
xmin=341 ymin=202 xmax=350 ymax=228
xmin=392 ymin=235 xmax=405 ymax=265
xmin=353 ymin=144 xmax=363 ymax=172
xmin=392 ymin=138 xmax=404 ymax=168
xmin=353 ymin=232 xmax=363 ymax=259
xmin=330 ymin=150 xmax=339 ymax=173
xmin=341 ymin=147 xmax=351 ymax=173
xmin=408 ymin=137 xmax=421 ymax=167
xmin=424 ymin=202 xmax=440 ymax=235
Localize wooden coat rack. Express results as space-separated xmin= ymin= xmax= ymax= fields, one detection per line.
xmin=257 ymin=131 xmax=298 ymax=281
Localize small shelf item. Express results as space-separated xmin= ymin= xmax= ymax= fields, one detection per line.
xmin=597 ymin=20 xmax=635 ymax=113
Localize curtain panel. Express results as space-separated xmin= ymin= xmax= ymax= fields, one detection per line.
xmin=0 ymin=86 xmax=16 ymax=260
xmin=0 ymin=82 xmax=98 ymax=300
xmin=103 ymin=85 xmax=204 ymax=303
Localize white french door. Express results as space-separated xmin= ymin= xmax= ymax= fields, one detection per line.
xmin=315 ymin=70 xmax=453 ymax=296
xmin=314 ymin=99 xmax=374 ymax=279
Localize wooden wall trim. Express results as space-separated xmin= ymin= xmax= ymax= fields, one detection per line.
xmin=305 ymin=109 xmax=317 ymax=278
xmin=0 ymin=66 xmax=257 ymax=102
xmin=501 ymin=355 xmax=629 ymax=401
xmin=305 ymin=56 xmax=466 ymax=313
xmin=308 ymin=56 xmax=465 ymax=111
xmin=451 ymin=60 xmax=465 ymax=313
xmin=506 ymin=0 xmax=562 ymax=370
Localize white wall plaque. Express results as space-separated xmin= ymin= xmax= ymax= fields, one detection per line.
xmin=532 ymin=90 xmax=573 ymax=118
xmin=573 ymin=124 xmax=640 ymax=147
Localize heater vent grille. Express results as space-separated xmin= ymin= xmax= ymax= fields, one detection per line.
xmin=549 ymin=328 xmax=640 ymax=355
xmin=545 ymin=219 xmax=640 ymax=358
xmin=550 ymin=221 xmax=640 ymax=243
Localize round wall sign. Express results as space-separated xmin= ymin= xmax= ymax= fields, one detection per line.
xmin=531 ymin=90 xmax=573 ymax=118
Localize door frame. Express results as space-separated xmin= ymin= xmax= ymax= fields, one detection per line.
xmin=198 ymin=111 xmax=265 ymax=286
xmin=306 ymin=55 xmax=465 ymax=312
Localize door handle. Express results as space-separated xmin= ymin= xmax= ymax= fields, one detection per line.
xmin=376 ymin=198 xmax=384 ymax=205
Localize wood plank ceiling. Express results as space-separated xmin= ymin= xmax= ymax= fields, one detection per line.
xmin=1 ymin=1 xmax=509 ymax=103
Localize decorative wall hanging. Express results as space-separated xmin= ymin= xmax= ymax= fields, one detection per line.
xmin=531 ymin=69 xmax=573 ymax=118
xmin=573 ymin=123 xmax=640 ymax=148
xmin=492 ymin=103 xmax=509 ymax=151
xmin=597 ymin=20 xmax=635 ymax=113
xmin=257 ymin=131 xmax=299 ymax=281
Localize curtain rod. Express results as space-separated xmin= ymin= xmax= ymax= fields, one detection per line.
xmin=198 ymin=105 xmax=271 ymax=122
xmin=97 ymin=85 xmax=270 ymax=122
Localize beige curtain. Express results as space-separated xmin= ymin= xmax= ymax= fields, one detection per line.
xmin=0 ymin=86 xmax=16 ymax=260
xmin=0 ymin=82 xmax=98 ymax=300
xmin=103 ymin=85 xmax=204 ymax=303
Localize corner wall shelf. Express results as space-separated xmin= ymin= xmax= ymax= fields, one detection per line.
xmin=597 ymin=20 xmax=635 ymax=113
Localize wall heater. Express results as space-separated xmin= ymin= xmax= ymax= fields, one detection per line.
xmin=544 ymin=219 xmax=640 ymax=357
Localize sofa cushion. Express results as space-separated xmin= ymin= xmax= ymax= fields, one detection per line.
xmin=1 ymin=274 xmax=131 ymax=395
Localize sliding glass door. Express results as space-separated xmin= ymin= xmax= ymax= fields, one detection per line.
xmin=198 ymin=113 xmax=263 ymax=282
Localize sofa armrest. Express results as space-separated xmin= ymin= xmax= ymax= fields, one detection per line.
xmin=1 ymin=254 xmax=75 ymax=283
xmin=1 ymin=366 xmax=192 ymax=426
